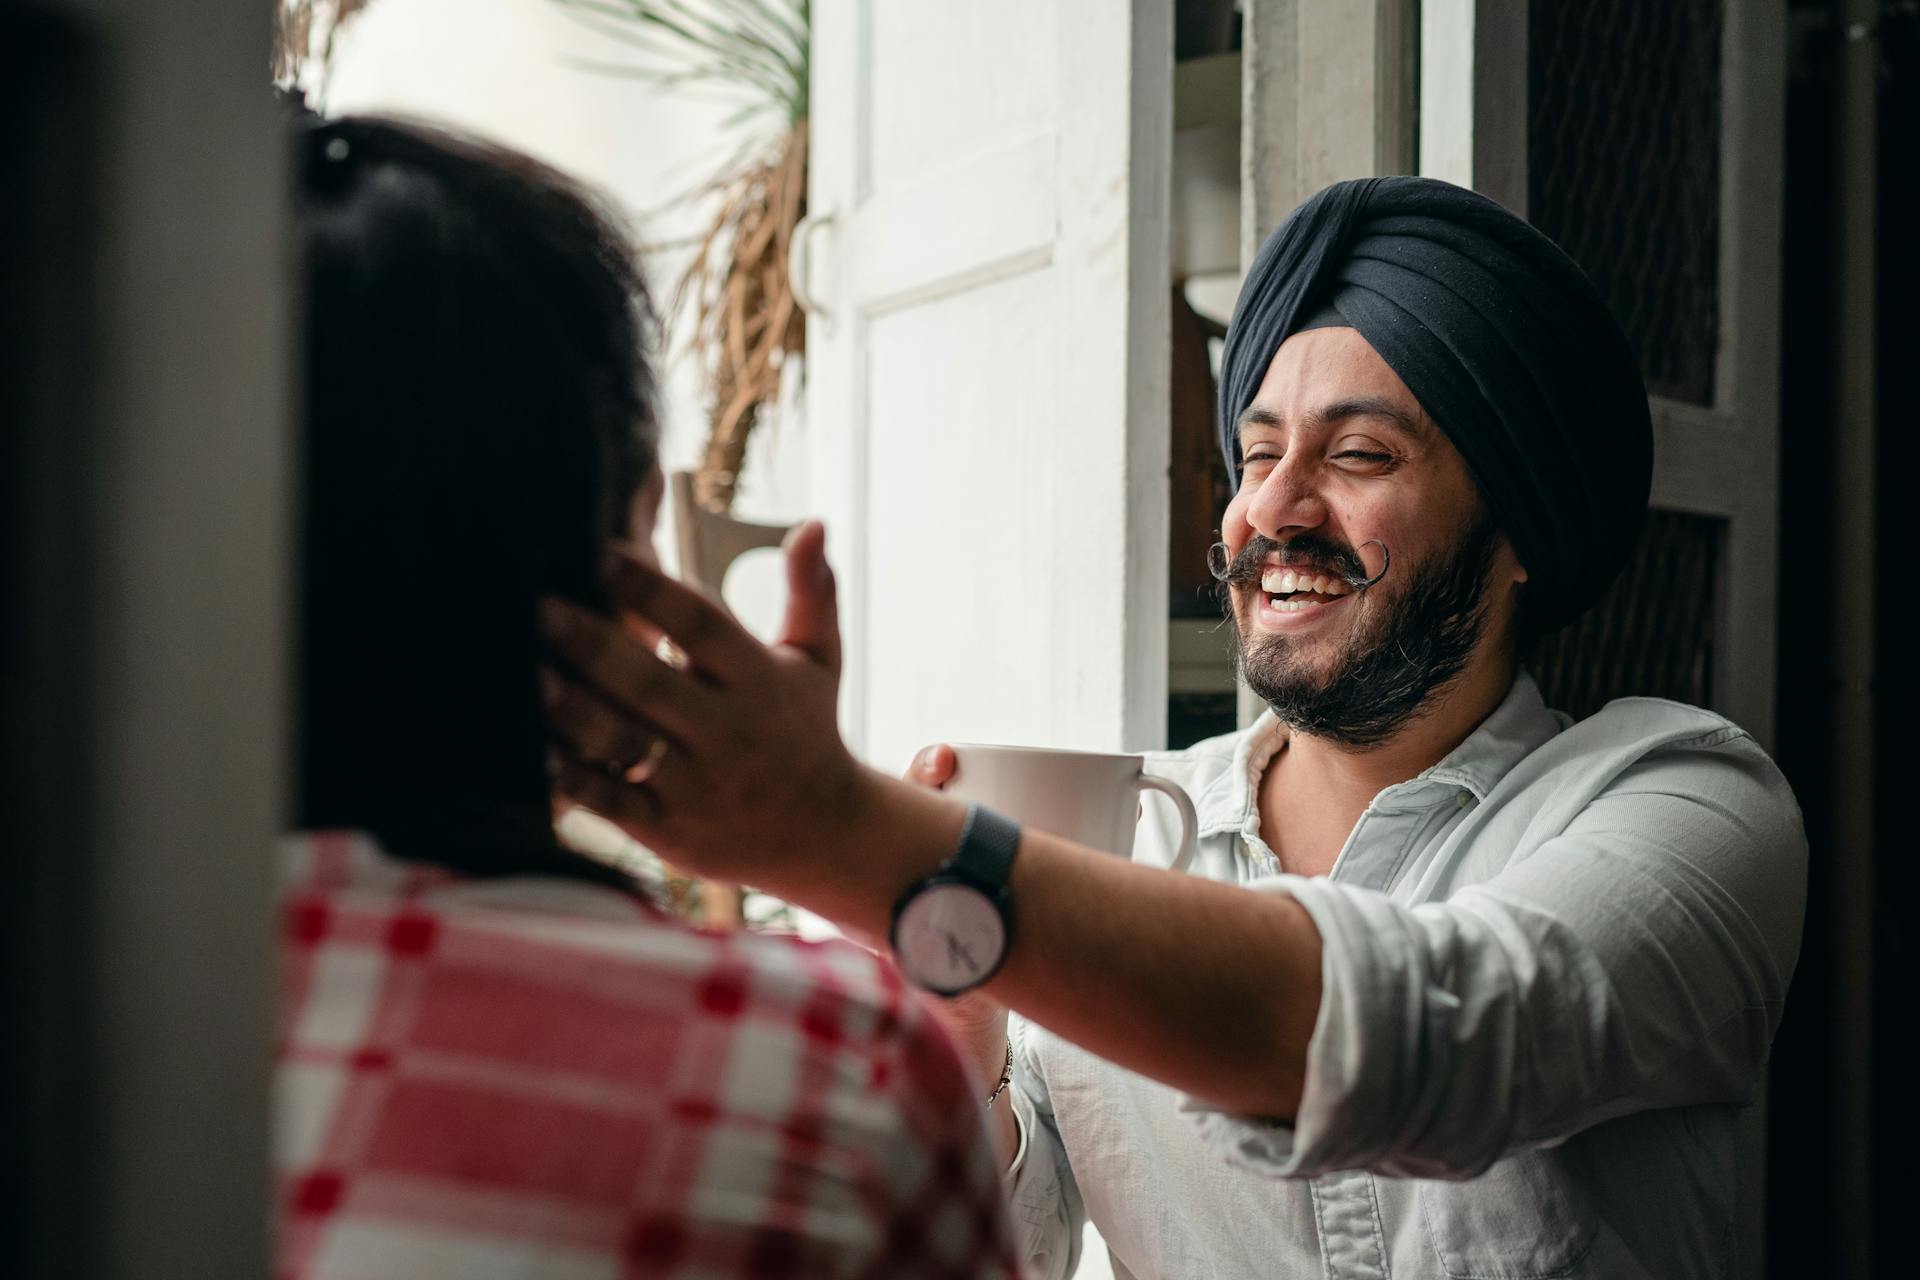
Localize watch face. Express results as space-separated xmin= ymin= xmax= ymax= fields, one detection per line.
xmin=893 ymin=881 xmax=1007 ymax=994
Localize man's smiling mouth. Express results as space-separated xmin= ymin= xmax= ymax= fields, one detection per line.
xmin=1258 ymin=567 xmax=1354 ymax=613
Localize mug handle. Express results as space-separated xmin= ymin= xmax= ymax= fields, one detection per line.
xmin=1138 ymin=775 xmax=1199 ymax=873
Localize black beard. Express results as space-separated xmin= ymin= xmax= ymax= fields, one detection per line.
xmin=1224 ymin=513 xmax=1501 ymax=749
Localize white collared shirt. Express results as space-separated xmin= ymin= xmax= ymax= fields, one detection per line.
xmin=1003 ymin=673 xmax=1805 ymax=1280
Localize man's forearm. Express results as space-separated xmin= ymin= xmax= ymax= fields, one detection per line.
xmin=990 ymin=824 xmax=1323 ymax=1117
xmin=788 ymin=774 xmax=1325 ymax=1119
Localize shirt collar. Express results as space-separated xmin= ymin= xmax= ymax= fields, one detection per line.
xmin=1420 ymin=669 xmax=1565 ymax=798
xmin=1195 ymin=670 xmax=1564 ymax=839
xmin=1195 ymin=716 xmax=1286 ymax=839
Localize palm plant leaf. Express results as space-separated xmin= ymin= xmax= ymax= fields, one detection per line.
xmin=271 ymin=0 xmax=380 ymax=101
xmin=554 ymin=0 xmax=810 ymax=513
xmin=554 ymin=0 xmax=807 ymax=120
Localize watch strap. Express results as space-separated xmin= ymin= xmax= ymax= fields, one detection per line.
xmin=949 ymin=803 xmax=1020 ymax=893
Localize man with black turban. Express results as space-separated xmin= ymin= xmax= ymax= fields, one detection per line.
xmin=541 ymin=176 xmax=1807 ymax=1279
xmin=1217 ymin=174 xmax=1653 ymax=636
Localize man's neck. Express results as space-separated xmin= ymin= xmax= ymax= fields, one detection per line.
xmin=1255 ymin=652 xmax=1517 ymax=876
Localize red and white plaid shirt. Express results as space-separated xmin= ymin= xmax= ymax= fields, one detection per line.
xmin=274 ymin=831 xmax=1020 ymax=1279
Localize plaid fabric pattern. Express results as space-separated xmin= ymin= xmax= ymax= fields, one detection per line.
xmin=275 ymin=832 xmax=1019 ymax=1279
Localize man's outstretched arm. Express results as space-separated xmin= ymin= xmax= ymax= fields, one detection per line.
xmin=538 ymin=528 xmax=1801 ymax=1154
xmin=538 ymin=527 xmax=1325 ymax=1117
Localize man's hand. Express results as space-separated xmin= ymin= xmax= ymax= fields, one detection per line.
xmin=908 ymin=743 xmax=958 ymax=789
xmin=539 ymin=521 xmax=896 ymax=900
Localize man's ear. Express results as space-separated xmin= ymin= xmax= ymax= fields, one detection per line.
xmin=1497 ymin=531 xmax=1529 ymax=586
xmin=1493 ymin=532 xmax=1533 ymax=655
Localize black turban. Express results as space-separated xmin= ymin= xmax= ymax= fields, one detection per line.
xmin=1217 ymin=176 xmax=1652 ymax=634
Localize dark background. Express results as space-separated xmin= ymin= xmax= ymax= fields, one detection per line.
xmin=1771 ymin=0 xmax=1914 ymax=1271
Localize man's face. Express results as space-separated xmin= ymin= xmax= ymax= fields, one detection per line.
xmin=1219 ymin=327 xmax=1527 ymax=745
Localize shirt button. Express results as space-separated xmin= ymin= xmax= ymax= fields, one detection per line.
xmin=1457 ymin=790 xmax=1472 ymax=809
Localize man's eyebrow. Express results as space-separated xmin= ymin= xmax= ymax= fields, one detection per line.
xmin=1235 ymin=406 xmax=1284 ymax=439
xmin=1313 ymin=395 xmax=1431 ymax=440
xmin=1236 ymin=397 xmax=1431 ymax=444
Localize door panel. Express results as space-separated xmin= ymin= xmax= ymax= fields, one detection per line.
xmin=806 ymin=0 xmax=1171 ymax=770
xmin=869 ymin=2 xmax=1056 ymax=188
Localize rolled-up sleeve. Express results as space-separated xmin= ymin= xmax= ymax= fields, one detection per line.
xmin=1003 ymin=1015 xmax=1085 ymax=1278
xmin=1184 ymin=728 xmax=1807 ymax=1180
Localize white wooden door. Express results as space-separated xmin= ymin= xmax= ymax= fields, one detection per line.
xmin=802 ymin=0 xmax=1172 ymax=772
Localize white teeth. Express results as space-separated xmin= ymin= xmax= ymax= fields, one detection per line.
xmin=1257 ymin=566 xmax=1355 ymax=600
xmin=1272 ymin=598 xmax=1313 ymax=612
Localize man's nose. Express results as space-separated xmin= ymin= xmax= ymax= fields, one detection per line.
xmin=1245 ymin=459 xmax=1328 ymax=539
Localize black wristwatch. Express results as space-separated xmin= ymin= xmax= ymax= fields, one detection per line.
xmin=888 ymin=804 xmax=1020 ymax=996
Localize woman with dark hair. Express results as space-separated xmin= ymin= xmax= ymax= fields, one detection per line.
xmin=276 ymin=116 xmax=1017 ymax=1279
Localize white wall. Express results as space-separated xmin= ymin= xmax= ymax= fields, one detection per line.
xmin=326 ymin=0 xmax=807 ymax=635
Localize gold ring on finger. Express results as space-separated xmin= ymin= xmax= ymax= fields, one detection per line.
xmin=619 ymin=736 xmax=669 ymax=786
xmin=655 ymin=636 xmax=689 ymax=670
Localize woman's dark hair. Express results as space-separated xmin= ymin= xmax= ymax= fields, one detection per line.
xmin=294 ymin=116 xmax=657 ymax=879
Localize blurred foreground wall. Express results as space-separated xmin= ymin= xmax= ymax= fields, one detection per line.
xmin=2 ymin=2 xmax=287 ymax=1276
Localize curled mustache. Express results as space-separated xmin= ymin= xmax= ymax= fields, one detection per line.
xmin=1206 ymin=534 xmax=1391 ymax=590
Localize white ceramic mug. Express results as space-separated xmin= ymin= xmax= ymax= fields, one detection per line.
xmin=944 ymin=744 xmax=1199 ymax=873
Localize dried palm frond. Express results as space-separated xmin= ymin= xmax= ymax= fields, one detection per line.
xmin=555 ymin=0 xmax=808 ymax=128
xmin=670 ymin=120 xmax=807 ymax=511
xmin=556 ymin=0 xmax=810 ymax=513
xmin=271 ymin=1 xmax=377 ymax=101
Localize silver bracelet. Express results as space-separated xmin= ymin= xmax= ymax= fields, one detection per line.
xmin=985 ymin=1037 xmax=1015 ymax=1109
